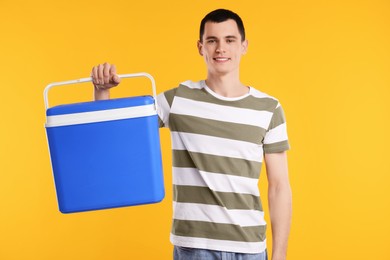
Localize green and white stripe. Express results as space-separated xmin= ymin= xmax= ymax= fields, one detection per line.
xmin=157 ymin=80 xmax=290 ymax=254
xmin=171 ymin=131 xmax=264 ymax=163
xmin=172 ymin=167 xmax=260 ymax=196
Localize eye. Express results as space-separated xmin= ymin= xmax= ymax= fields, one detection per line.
xmin=207 ymin=39 xmax=216 ymax=43
xmin=227 ymin=39 xmax=235 ymax=43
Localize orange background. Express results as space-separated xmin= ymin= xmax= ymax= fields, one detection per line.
xmin=1 ymin=0 xmax=389 ymax=259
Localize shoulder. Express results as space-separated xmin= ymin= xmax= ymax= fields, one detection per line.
xmin=160 ymin=80 xmax=204 ymax=96
xmin=157 ymin=80 xmax=203 ymax=107
xmin=247 ymin=86 xmax=281 ymax=112
xmin=179 ymin=80 xmax=204 ymax=90
xmin=249 ymin=87 xmax=278 ymax=102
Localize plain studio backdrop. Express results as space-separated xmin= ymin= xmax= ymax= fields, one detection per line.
xmin=0 ymin=0 xmax=389 ymax=259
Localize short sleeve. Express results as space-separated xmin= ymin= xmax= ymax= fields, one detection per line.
xmin=263 ymin=102 xmax=290 ymax=153
xmin=156 ymin=87 xmax=177 ymax=128
xmin=156 ymin=93 xmax=169 ymax=128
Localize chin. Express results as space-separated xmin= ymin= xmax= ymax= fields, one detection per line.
xmin=212 ymin=68 xmax=233 ymax=76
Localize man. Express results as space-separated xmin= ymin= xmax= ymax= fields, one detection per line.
xmin=91 ymin=9 xmax=292 ymax=260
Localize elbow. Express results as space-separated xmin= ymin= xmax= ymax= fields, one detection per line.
xmin=268 ymin=181 xmax=292 ymax=200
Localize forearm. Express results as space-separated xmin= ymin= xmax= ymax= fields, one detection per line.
xmin=94 ymin=87 xmax=110 ymax=100
xmin=268 ymin=182 xmax=292 ymax=260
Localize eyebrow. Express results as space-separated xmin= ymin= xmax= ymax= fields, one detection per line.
xmin=205 ymin=35 xmax=238 ymax=40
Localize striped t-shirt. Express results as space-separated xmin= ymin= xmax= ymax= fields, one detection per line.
xmin=156 ymin=80 xmax=290 ymax=254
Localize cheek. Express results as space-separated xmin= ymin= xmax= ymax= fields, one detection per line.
xmin=202 ymin=49 xmax=212 ymax=59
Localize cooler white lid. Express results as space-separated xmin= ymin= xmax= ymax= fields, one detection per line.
xmin=46 ymin=104 xmax=156 ymax=127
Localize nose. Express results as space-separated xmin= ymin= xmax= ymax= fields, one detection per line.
xmin=216 ymin=41 xmax=226 ymax=53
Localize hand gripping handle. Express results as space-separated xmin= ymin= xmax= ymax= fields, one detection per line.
xmin=43 ymin=72 xmax=158 ymax=111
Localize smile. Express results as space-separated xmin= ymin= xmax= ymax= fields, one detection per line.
xmin=213 ymin=57 xmax=230 ymax=62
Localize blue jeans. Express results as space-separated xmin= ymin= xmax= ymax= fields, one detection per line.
xmin=174 ymin=246 xmax=268 ymax=260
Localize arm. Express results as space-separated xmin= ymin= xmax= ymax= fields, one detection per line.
xmin=91 ymin=62 xmax=121 ymax=100
xmin=265 ymin=151 xmax=292 ymax=260
xmin=94 ymin=87 xmax=111 ymax=100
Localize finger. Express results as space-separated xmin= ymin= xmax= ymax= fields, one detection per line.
xmin=92 ymin=66 xmax=98 ymax=85
xmin=97 ymin=64 xmax=104 ymax=85
xmin=112 ymin=74 xmax=121 ymax=84
xmin=110 ymin=64 xmax=117 ymax=75
xmin=110 ymin=64 xmax=121 ymax=84
xmin=103 ymin=62 xmax=110 ymax=84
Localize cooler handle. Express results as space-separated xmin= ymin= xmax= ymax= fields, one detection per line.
xmin=44 ymin=72 xmax=158 ymax=111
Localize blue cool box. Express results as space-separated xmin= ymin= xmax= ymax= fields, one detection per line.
xmin=45 ymin=94 xmax=164 ymax=214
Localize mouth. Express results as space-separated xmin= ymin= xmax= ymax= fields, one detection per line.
xmin=213 ymin=57 xmax=230 ymax=62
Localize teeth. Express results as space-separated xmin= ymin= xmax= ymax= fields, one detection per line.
xmin=215 ymin=58 xmax=228 ymax=61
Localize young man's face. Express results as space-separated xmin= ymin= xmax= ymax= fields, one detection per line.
xmin=198 ymin=19 xmax=248 ymax=77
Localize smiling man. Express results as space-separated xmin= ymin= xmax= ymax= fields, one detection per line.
xmin=92 ymin=9 xmax=292 ymax=260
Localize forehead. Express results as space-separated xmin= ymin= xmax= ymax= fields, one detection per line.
xmin=202 ymin=19 xmax=241 ymax=40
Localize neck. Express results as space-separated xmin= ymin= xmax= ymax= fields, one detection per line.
xmin=205 ymin=72 xmax=248 ymax=98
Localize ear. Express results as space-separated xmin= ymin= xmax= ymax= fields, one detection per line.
xmin=197 ymin=40 xmax=203 ymax=56
xmin=241 ymin=39 xmax=248 ymax=55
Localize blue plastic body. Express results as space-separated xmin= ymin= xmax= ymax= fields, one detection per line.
xmin=45 ymin=96 xmax=164 ymax=213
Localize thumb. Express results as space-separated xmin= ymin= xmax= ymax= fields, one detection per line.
xmin=112 ymin=74 xmax=121 ymax=84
